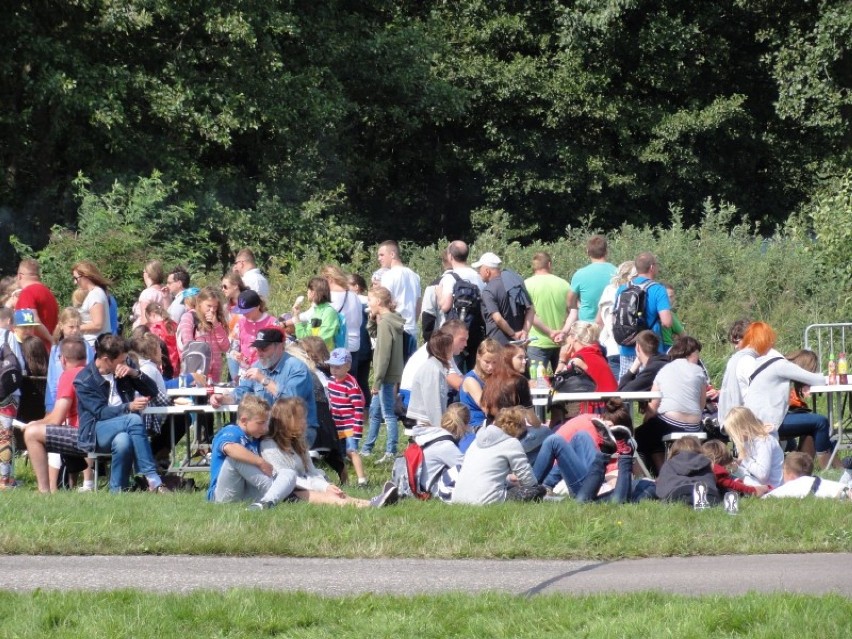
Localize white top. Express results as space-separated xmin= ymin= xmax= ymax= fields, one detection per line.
xmin=764 ymin=476 xmax=846 ymax=499
xmin=739 ymin=436 xmax=784 ymax=487
xmin=241 ymin=268 xmax=270 ymax=299
xmin=439 ymin=266 xmax=485 ymax=296
xmin=139 ymin=358 xmax=166 ymax=396
xmin=259 ymin=439 xmax=329 ymax=491
xmin=400 ymin=343 xmax=462 ymax=392
xmin=330 ymin=289 xmax=362 ymax=352
xmin=597 ymin=283 xmax=619 ymax=357
xmin=654 ymin=358 xmax=706 ymax=416
xmin=381 ymin=265 xmax=421 ymax=334
xmin=102 ymin=373 xmax=122 ymax=407
xmin=80 ymin=286 xmax=112 ymax=345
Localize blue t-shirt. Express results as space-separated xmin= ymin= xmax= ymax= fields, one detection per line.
xmin=571 ymin=262 xmax=616 ymax=322
xmin=615 ymin=276 xmax=671 ymax=357
xmin=207 ymin=424 xmax=261 ymax=501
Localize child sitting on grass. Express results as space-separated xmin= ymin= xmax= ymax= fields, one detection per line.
xmin=260 ymin=397 xmax=397 ymax=508
xmin=702 ymin=439 xmax=769 ymax=497
xmin=655 ymin=436 xmax=720 ymax=505
xmin=208 ymin=395 xmax=299 ymax=510
xmin=724 ymin=406 xmax=783 ymax=488
xmin=325 ymin=348 xmax=368 ymax=487
xmin=764 ymin=452 xmax=850 ymax=499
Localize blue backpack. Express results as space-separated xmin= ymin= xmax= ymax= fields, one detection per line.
xmin=332 ymin=292 xmax=349 ymax=349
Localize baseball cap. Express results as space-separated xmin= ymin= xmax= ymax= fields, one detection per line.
xmin=183 ymin=287 xmax=200 ymax=298
xmin=13 ymin=309 xmax=40 ymax=326
xmin=250 ymin=328 xmax=284 ymax=349
xmin=472 ymin=252 xmax=502 ymax=269
xmin=325 ymin=348 xmax=352 ymax=366
xmin=232 ymin=290 xmax=261 ymax=314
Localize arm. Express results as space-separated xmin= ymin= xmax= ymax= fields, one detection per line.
xmin=508 ymin=444 xmax=537 ymax=488
xmin=83 ymin=301 xmax=105 ymax=334
xmin=738 ymin=438 xmax=775 ymax=484
xmin=222 ymin=442 xmax=273 ymax=477
xmin=716 ymin=471 xmax=761 ymax=496
xmin=210 ymin=322 xmax=230 ymax=351
xmin=657 ymin=309 xmax=673 ymax=329
xmin=177 ymin=312 xmax=195 ymax=352
xmin=489 ymin=311 xmax=518 ymax=340
xmin=438 ymin=277 xmax=453 ymax=313
xmin=371 ymin=319 xmax=390 ymax=389
xmin=647 ymin=381 xmax=661 ymax=415
xmin=27 ymin=397 xmax=71 ymax=427
xmin=462 ymin=376 xmax=484 ymax=406
xmin=521 ymin=304 xmax=535 ymax=337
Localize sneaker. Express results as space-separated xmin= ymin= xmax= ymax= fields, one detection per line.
xmin=693 ymin=482 xmax=710 ymax=510
xmin=247 ymin=500 xmax=274 ymax=511
xmin=723 ymin=491 xmax=739 ymax=515
xmin=360 ymin=450 xmax=373 ymax=458
xmin=609 ymin=425 xmax=635 ymax=457
xmin=357 ymin=477 xmax=369 ymax=488
xmin=376 ymin=452 xmax=395 ymax=464
xmin=370 ymin=481 xmax=399 ymax=508
xmin=77 ymin=485 xmax=94 ymax=493
xmin=149 ymin=484 xmax=172 ymax=494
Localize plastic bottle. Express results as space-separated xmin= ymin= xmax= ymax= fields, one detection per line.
xmin=828 ymin=353 xmax=837 ymax=385
xmin=528 ymin=361 xmax=538 ymax=388
xmin=838 ymin=352 xmax=848 ymax=385
xmin=537 ymin=362 xmax=546 ymax=389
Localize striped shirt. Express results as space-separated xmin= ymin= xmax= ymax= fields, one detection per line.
xmin=327 ymin=374 xmax=365 ymax=439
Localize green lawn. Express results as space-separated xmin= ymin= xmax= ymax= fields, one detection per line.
xmin=2 ymin=591 xmax=850 ymax=638
xmin=2 ymin=483 xmax=850 ymax=558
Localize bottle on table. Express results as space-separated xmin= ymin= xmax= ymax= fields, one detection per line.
xmin=828 ymin=353 xmax=837 ymax=385
xmin=529 ymin=361 xmax=538 ymax=389
xmin=838 ymin=352 xmax=848 ymax=385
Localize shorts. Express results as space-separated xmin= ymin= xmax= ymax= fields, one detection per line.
xmin=45 ymin=426 xmax=88 ymax=457
xmin=339 ymin=436 xmax=360 ymax=456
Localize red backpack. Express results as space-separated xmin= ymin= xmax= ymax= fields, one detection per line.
xmin=393 ymin=436 xmax=455 ymax=500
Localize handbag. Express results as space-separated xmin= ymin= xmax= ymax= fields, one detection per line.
xmin=551 ymin=366 xmax=596 ymax=394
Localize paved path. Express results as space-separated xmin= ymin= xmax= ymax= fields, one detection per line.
xmin=5 ymin=553 xmax=851 ymax=596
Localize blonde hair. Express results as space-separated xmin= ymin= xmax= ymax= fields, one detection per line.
xmin=724 ymin=406 xmax=773 ymax=455
xmin=237 ymin=394 xmax=271 ymax=423
xmin=612 ymin=261 xmax=636 ymax=286
xmin=321 ymin=264 xmax=349 ymax=289
xmin=71 ymin=288 xmax=87 ymax=308
xmin=368 ymin=286 xmax=396 ymax=312
xmin=441 ymin=403 xmax=470 ymax=440
xmin=570 ymin=321 xmax=600 ymax=345
xmin=669 ymin=436 xmax=703 ymax=457
xmin=194 ymin=286 xmax=226 ymax=332
xmin=54 ymin=307 xmax=82 ymax=340
xmin=144 ymin=259 xmax=165 ymax=285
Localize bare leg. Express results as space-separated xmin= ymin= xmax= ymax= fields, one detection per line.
xmin=293 ymin=488 xmax=370 ymax=508
xmin=348 ymin=450 xmax=366 ymax=482
xmin=817 ymin=450 xmax=842 ymax=470
xmin=797 ymin=434 xmax=816 ymax=459
xmin=23 ymin=425 xmax=51 ymax=493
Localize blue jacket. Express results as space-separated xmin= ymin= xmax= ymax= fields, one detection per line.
xmin=73 ymin=359 xmax=158 ymax=452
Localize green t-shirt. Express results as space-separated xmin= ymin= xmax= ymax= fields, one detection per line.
xmin=525 ymin=273 xmax=571 ymax=349
xmin=570 ymin=262 xmax=617 ymax=322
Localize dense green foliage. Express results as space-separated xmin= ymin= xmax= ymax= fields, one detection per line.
xmin=2 ymin=1 xmax=850 ymax=274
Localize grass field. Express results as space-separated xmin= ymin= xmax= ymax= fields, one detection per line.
xmin=2 ymin=481 xmax=850 ymax=558
xmin=1 ymin=590 xmax=850 ymax=638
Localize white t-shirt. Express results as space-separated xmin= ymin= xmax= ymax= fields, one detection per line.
xmin=330 ymin=289 xmax=362 ymax=352
xmin=381 ymin=266 xmax=421 ymax=334
xmin=597 ymin=283 xmax=619 ymax=357
xmin=764 ymin=476 xmax=846 ymax=499
xmin=80 ymin=286 xmax=112 ymax=346
xmin=439 ymin=266 xmax=485 ymax=295
xmin=400 ymin=343 xmax=462 ymax=392
xmin=102 ymin=373 xmax=122 ymax=407
xmin=241 ymin=268 xmax=270 ymax=299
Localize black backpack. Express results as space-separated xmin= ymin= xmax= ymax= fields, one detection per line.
xmin=611 ymin=279 xmax=655 ymax=346
xmin=501 ymin=269 xmax=532 ymax=320
xmin=0 ymin=330 xmax=23 ymax=400
xmin=445 ymin=272 xmax=482 ymax=330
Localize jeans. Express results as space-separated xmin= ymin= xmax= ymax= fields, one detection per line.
xmin=607 ymin=355 xmax=621 ymax=384
xmin=532 ymin=432 xmax=600 ymax=495
xmin=403 ymin=331 xmax=418 ymax=364
xmin=95 ymin=414 xmax=159 ymax=493
xmin=778 ymin=411 xmax=832 ymax=453
xmin=363 ymin=382 xmax=399 ymax=454
xmin=527 ymin=346 xmax=560 ymax=371
xmin=213 ymin=459 xmax=297 ymax=504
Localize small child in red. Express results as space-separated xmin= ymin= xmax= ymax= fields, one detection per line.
xmin=702 ymin=440 xmax=770 ymax=497
xmin=325 ymin=348 xmax=368 ymax=486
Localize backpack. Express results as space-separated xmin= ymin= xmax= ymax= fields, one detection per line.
xmin=501 ymin=269 xmax=532 ymax=320
xmin=0 ymin=330 xmax=23 ymax=400
xmin=332 ymin=292 xmax=349 ymax=349
xmin=445 ymin=272 xmax=483 ymax=331
xmin=181 ymin=341 xmax=211 ymax=377
xmin=107 ymin=293 xmax=121 ymax=335
xmin=611 ymin=279 xmax=655 ymax=346
xmin=392 ymin=436 xmax=455 ymax=500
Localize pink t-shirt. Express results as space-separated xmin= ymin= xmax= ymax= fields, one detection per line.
xmin=234 ymin=314 xmax=279 ymax=366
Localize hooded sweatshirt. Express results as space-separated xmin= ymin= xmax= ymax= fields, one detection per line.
xmin=407 ymin=356 xmax=448 ymax=429
xmin=452 ymin=424 xmax=537 ymax=505
xmin=369 ymin=310 xmax=405 ymax=387
xmin=412 ymin=425 xmax=463 ymax=495
xmin=656 ymin=451 xmax=720 ymax=505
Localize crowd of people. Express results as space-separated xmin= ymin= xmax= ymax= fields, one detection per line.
xmin=1 ymin=236 xmax=850 ymax=508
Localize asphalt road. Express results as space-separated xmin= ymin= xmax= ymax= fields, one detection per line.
xmin=5 ymin=553 xmax=851 ymax=596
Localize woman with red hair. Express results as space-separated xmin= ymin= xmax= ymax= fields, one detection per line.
xmin=717 ymin=321 xmax=774 ymax=427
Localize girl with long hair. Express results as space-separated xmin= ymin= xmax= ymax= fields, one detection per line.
xmin=71 ymin=260 xmax=113 ymax=345
xmin=724 ymin=406 xmax=784 ymax=487
xmin=177 ymin=286 xmax=229 ymax=382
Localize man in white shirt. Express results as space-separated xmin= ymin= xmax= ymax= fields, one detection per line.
xmin=377 ymin=240 xmax=421 ymax=362
xmin=234 ymin=248 xmax=270 ymax=300
xmin=165 ymin=267 xmax=191 ymax=323
xmin=435 ymin=240 xmax=485 ymax=371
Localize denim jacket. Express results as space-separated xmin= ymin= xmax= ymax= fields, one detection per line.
xmin=73 ymin=359 xmax=158 ymax=452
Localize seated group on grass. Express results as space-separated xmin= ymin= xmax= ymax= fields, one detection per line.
xmin=10 ymin=269 xmax=850 ymax=508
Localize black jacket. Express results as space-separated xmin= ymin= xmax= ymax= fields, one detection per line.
xmin=656 ymin=451 xmax=721 ymax=505
xmin=617 ymin=354 xmax=670 ymax=392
